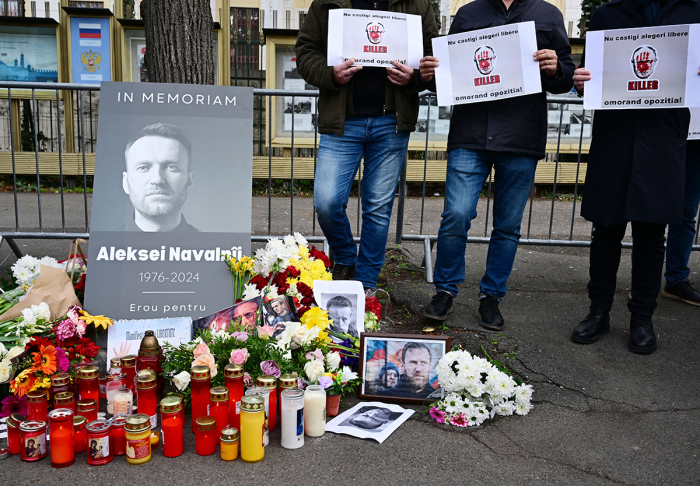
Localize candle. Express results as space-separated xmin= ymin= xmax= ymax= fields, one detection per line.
xmin=73 ymin=416 xmax=87 ymax=454
xmin=76 ymin=399 xmax=98 ymax=423
xmin=137 ymin=330 xmax=165 ymax=393
xmin=256 ymin=375 xmax=278 ymax=431
xmin=278 ymin=373 xmax=297 ymax=401
xmin=26 ymin=390 xmax=48 ymax=423
xmin=120 ymin=355 xmax=138 ymax=396
xmin=195 ymin=416 xmax=217 ymax=456
xmin=110 ymin=417 xmax=127 ymax=456
xmin=48 ymin=408 xmax=75 ymax=468
xmin=6 ymin=413 xmax=26 ymax=455
xmin=50 ymin=373 xmax=72 ymax=407
xmin=124 ymin=414 xmax=152 ymax=465
xmin=304 ymin=385 xmax=326 ymax=437
xmin=245 ymin=387 xmax=270 ymax=446
xmin=209 ymin=387 xmax=230 ymax=438
xmin=160 ymin=396 xmax=184 ymax=458
xmin=86 ymin=419 xmax=113 ymax=465
xmin=76 ymin=365 xmax=99 ymax=402
xmin=113 ymin=387 xmax=133 ymax=418
xmin=220 ymin=427 xmax=239 ymax=461
xmin=281 ymin=388 xmax=305 ymax=449
xmin=99 ymin=375 xmax=108 ymax=399
xmin=190 ymin=365 xmax=211 ymax=433
xmin=224 ymin=364 xmax=244 ymax=431
xmin=54 ymin=392 xmax=75 ymax=413
xmin=19 ymin=420 xmax=48 ymax=462
xmin=239 ymin=395 xmax=264 ymax=463
xmin=106 ymin=374 xmax=125 ymax=414
xmin=136 ymin=373 xmax=158 ymax=429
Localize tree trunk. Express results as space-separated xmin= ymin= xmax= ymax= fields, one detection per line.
xmin=141 ymin=0 xmax=215 ymax=85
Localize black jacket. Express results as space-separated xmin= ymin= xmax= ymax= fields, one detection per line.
xmin=579 ymin=0 xmax=700 ymax=226
xmin=425 ymin=0 xmax=574 ymax=157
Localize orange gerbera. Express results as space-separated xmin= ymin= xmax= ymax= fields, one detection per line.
xmin=32 ymin=344 xmax=57 ymax=375
xmin=10 ymin=369 xmax=36 ymax=397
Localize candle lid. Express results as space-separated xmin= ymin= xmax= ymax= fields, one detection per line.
xmin=77 ymin=365 xmax=99 ymax=379
xmin=124 ymin=413 xmax=150 ymax=432
xmin=48 ymin=408 xmax=74 ymax=421
xmin=86 ymin=419 xmax=111 ymax=433
xmin=138 ymin=330 xmax=162 ymax=357
xmin=224 ymin=363 xmax=243 ymax=378
xmin=281 ymin=387 xmax=305 ymax=399
xmin=240 ymin=395 xmax=265 ymax=412
xmin=136 ymin=373 xmax=157 ymax=390
xmin=77 ymin=399 xmax=97 ymax=411
xmin=210 ymin=386 xmax=229 ymax=402
xmin=279 ymin=373 xmax=297 ymax=388
xmin=73 ymin=415 xmax=87 ymax=428
xmin=160 ymin=396 xmax=183 ymax=413
xmin=51 ymin=373 xmax=71 ymax=386
xmin=54 ymin=391 xmax=75 ymax=405
xmin=421 ymin=326 xmax=437 ymax=335
xmin=256 ymin=375 xmax=277 ymax=389
xmin=19 ymin=420 xmax=46 ymax=432
xmin=220 ymin=427 xmax=239 ymax=442
xmin=195 ymin=415 xmax=216 ymax=432
xmin=120 ymin=355 xmax=137 ymax=367
xmin=0 ymin=448 xmax=9 ymax=460
xmin=110 ymin=417 xmax=126 ymax=428
xmin=108 ymin=373 xmax=126 ymax=381
xmin=191 ymin=365 xmax=211 ymax=380
xmin=26 ymin=390 xmax=47 ymax=403
xmin=110 ymin=357 xmax=122 ymax=368
xmin=7 ymin=413 xmax=26 ymax=428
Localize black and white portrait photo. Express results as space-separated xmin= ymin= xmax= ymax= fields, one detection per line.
xmin=326 ymin=401 xmax=414 ymax=443
xmin=313 ymin=280 xmax=365 ymax=339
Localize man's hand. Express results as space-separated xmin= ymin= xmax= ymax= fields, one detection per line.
xmin=535 ymin=49 xmax=558 ymax=77
xmin=573 ymin=67 xmax=591 ymax=93
xmin=387 ymin=61 xmax=414 ymax=86
xmin=333 ymin=58 xmax=362 ymax=85
xmin=113 ymin=341 xmax=133 ymax=358
xmin=419 ymin=56 xmax=439 ymax=82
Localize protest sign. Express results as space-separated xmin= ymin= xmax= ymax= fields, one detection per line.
xmin=327 ymin=9 xmax=423 ymax=68
xmin=107 ymin=317 xmax=192 ymax=364
xmin=690 ymin=108 xmax=700 ymax=140
xmin=431 ymin=22 xmax=540 ymax=106
xmin=584 ymin=24 xmax=700 ymax=110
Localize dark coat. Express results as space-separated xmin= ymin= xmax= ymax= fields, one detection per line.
xmin=580 ymin=0 xmax=700 ymax=226
xmin=431 ymin=0 xmax=575 ymax=158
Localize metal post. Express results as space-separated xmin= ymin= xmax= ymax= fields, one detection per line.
xmin=395 ymin=154 xmax=407 ymax=244
xmin=570 ymin=108 xmax=586 ymax=241
xmin=268 ymin=94 xmax=272 ymax=236
xmin=290 ymin=95 xmax=295 ymax=233
xmin=8 ymin=88 xmax=19 ymax=232
xmin=56 ymin=89 xmax=65 ymax=233
xmin=549 ymin=103 xmax=564 ymax=239
xmin=32 ymin=89 xmax=43 ymax=232
xmin=420 ymin=96 xmax=431 ymax=235
xmin=78 ymin=91 xmax=89 ymax=231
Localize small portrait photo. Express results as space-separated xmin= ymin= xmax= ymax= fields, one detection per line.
xmin=359 ymin=333 xmax=450 ymax=404
xmin=313 ymin=280 xmax=365 ymax=339
xmin=192 ymin=296 xmax=262 ymax=338
xmin=326 ymin=401 xmax=414 ymax=444
xmin=262 ymin=295 xmax=298 ymax=337
xmin=338 ymin=405 xmax=403 ymax=433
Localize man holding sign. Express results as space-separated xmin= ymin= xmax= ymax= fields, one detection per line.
xmin=418 ymin=0 xmax=574 ymax=330
xmin=571 ymin=0 xmax=700 ymax=354
xmin=296 ymin=0 xmax=438 ymax=289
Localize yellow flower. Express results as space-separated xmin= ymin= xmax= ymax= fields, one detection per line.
xmin=318 ymin=330 xmax=330 ymax=343
xmin=30 ymin=376 xmax=51 ymax=392
xmin=300 ymin=307 xmax=331 ymax=331
xmin=79 ymin=310 xmax=113 ymax=330
xmin=298 ymin=246 xmax=310 ymax=259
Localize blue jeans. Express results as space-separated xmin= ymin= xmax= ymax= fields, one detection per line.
xmin=434 ymin=148 xmax=538 ymax=297
xmin=314 ymin=114 xmax=410 ymax=288
xmin=665 ymin=152 xmax=700 ymax=284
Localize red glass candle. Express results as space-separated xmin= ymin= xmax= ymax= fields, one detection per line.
xmin=110 ymin=417 xmax=127 ymax=456
xmin=48 ymin=408 xmax=75 ymax=468
xmin=19 ymin=421 xmax=48 ymax=462
xmin=54 ymin=391 xmax=75 ymax=413
xmin=209 ymin=387 xmax=230 ymax=438
xmin=136 ymin=373 xmax=158 ymax=429
xmin=86 ymin=419 xmax=113 ymax=465
xmin=76 ymin=399 xmax=98 ymax=423
xmin=50 ymin=373 xmax=73 ymax=407
xmin=257 ymin=375 xmax=278 ymax=432
xmin=98 ymin=375 xmax=108 ymax=399
xmin=195 ymin=416 xmax=217 ymax=456
xmin=6 ymin=413 xmax=26 ymax=455
xmin=190 ymin=365 xmax=211 ymax=433
xmin=76 ymin=365 xmax=100 ymax=403
xmin=73 ymin=416 xmax=87 ymax=454
xmin=26 ymin=390 xmax=48 ymax=423
xmin=171 ymin=393 xmax=185 ymax=425
xmin=224 ymin=364 xmax=244 ymax=431
xmin=120 ymin=355 xmax=137 ymax=396
xmin=160 ymin=396 xmax=184 ymax=458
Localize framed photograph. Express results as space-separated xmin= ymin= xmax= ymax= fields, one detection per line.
xmin=313 ymin=280 xmax=365 ymax=339
xmin=326 ymin=401 xmax=414 ymax=444
xmin=261 ymin=295 xmax=298 ymax=337
xmin=191 ymin=296 xmax=262 ymax=338
xmin=358 ymin=333 xmax=450 ymax=404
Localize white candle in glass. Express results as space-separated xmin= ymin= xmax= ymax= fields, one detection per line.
xmin=106 ymin=380 xmax=123 ymax=414
xmin=281 ymin=388 xmax=305 ymax=449
xmin=245 ymin=386 xmax=270 ymax=446
xmin=304 ymin=385 xmax=326 ymax=437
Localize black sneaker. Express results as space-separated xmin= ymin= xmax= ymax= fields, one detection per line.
xmin=423 ymin=292 xmax=453 ymax=321
xmin=478 ymin=295 xmax=504 ymax=331
xmin=662 ymin=279 xmax=700 ymax=306
xmin=331 ymin=264 xmax=355 ymax=281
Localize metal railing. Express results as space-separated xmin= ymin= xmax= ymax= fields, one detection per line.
xmin=1 ymin=81 xmax=697 ymax=283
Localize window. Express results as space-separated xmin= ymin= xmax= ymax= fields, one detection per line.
xmin=230 ymin=7 xmax=261 ymax=70
xmin=299 ymin=11 xmax=307 ymax=29
xmin=0 ymin=0 xmax=23 ymax=16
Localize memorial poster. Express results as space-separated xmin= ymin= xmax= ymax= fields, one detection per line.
xmin=85 ymin=82 xmax=254 ymax=330
xmin=107 ymin=317 xmax=192 ymax=364
xmin=584 ymin=24 xmax=700 ymax=110
xmin=431 ymin=22 xmax=541 ymax=106
xmin=70 ymin=17 xmax=112 ymax=84
xmin=327 ymin=9 xmax=423 ymax=69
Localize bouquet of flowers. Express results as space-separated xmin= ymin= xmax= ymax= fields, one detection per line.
xmin=429 ymin=350 xmax=533 ymax=427
xmin=0 ymin=302 xmax=55 ymax=347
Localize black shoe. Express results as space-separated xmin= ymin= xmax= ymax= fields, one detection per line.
xmin=662 ymin=279 xmax=700 ymax=306
xmin=478 ymin=295 xmax=504 ymax=331
xmin=331 ymin=264 xmax=355 ymax=281
xmin=423 ymin=292 xmax=453 ymax=321
xmin=571 ymin=307 xmax=610 ymax=344
xmin=628 ymin=314 xmax=657 ymax=354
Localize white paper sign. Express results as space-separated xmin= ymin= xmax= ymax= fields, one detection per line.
xmin=431 ymin=21 xmax=541 ymax=106
xmin=327 ymin=9 xmax=423 ymax=68
xmin=690 ymin=108 xmax=700 ymax=140
xmin=107 ymin=317 xmax=192 ymax=364
xmin=584 ymin=24 xmax=700 ymax=110
xmin=326 ymin=401 xmax=414 ymax=443
xmin=312 ymin=280 xmax=365 ymax=339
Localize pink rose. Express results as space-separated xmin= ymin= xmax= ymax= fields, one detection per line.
xmin=230 ymin=348 xmax=249 ymax=365
xmin=192 ymin=352 xmax=218 ymax=379
xmin=257 ymin=325 xmax=275 ymax=338
xmin=193 ymin=342 xmax=210 ymax=359
xmin=306 ymin=349 xmax=324 ymax=362
xmin=260 ymin=360 xmax=281 ymax=378
xmin=232 ymin=331 xmax=249 ymax=342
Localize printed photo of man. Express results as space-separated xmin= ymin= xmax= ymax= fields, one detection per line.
xmin=326 ymin=294 xmax=358 ymax=337
xmin=121 ymin=123 xmax=198 ymax=232
xmin=233 ymin=300 xmax=259 ymax=328
xmin=377 ymin=342 xmax=434 ymax=399
xmin=342 ymin=406 xmax=400 ymax=432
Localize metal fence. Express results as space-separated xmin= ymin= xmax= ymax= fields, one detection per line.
xmin=0 ymin=81 xmax=697 ymax=283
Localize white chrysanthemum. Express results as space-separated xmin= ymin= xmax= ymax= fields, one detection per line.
xmin=294 ymin=232 xmax=308 ymax=246
xmin=32 ymin=302 xmax=51 ymax=321
xmin=300 ymin=325 xmax=321 ymax=345
xmin=262 ymin=284 xmax=280 ymax=300
xmin=443 ymin=393 xmax=464 ymax=414
xmin=39 ymin=256 xmax=60 ymax=268
xmin=494 ymin=399 xmax=516 ymax=416
xmin=465 ymin=380 xmax=486 ymax=398
xmin=242 ymin=283 xmax=262 ymax=301
xmin=515 ymin=401 xmax=533 ymax=416
xmin=514 ymin=384 xmax=534 ymax=405
xmin=0 ymin=359 xmax=12 ymax=383
xmin=21 ymin=308 xmax=36 ymax=326
xmin=283 ymin=235 xmax=297 ymax=247
xmin=286 ymin=282 xmax=301 ymax=299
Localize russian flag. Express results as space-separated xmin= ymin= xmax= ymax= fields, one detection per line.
xmin=79 ymin=23 xmax=101 ymax=39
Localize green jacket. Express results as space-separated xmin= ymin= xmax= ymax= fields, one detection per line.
xmin=295 ymin=0 xmax=439 ymax=135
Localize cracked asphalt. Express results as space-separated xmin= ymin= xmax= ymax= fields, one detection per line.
xmin=1 ymin=194 xmax=699 ymax=485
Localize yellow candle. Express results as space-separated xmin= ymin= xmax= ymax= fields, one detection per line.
xmin=220 ymin=427 xmax=239 ymax=461
xmin=240 ymin=396 xmax=264 ymax=463
xmin=124 ymin=414 xmax=152 ymax=465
